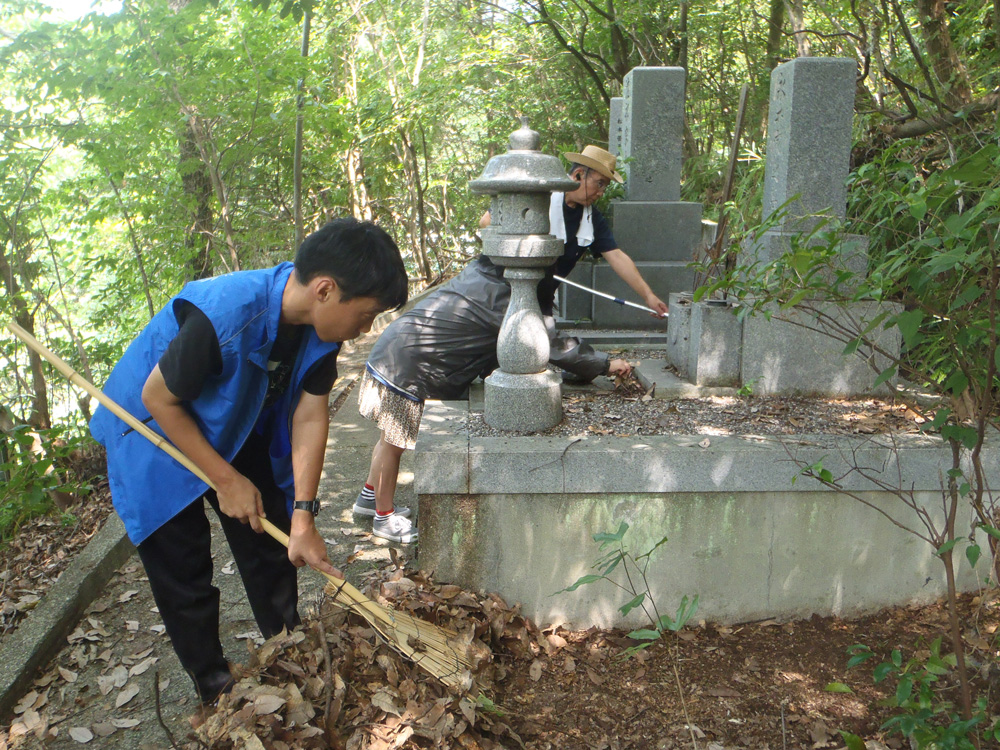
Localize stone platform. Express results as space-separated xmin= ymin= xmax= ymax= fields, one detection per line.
xmin=414 ymin=361 xmax=992 ymax=629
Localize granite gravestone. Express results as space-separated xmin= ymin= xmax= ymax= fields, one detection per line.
xmin=740 ymin=57 xmax=900 ymax=396
xmin=559 ymin=67 xmax=703 ymax=330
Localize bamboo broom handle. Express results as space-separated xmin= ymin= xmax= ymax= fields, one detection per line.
xmin=6 ymin=321 xmax=344 ymax=586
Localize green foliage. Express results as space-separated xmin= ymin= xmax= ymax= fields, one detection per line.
xmin=845 ymin=639 xmax=1000 ymax=749
xmin=2 ymin=0 xmax=998 ymax=475
xmin=845 ymin=144 xmax=1000 ymax=396
xmin=555 ymin=522 xmax=698 ymax=655
xmin=474 ymin=693 xmax=504 ymax=716
xmin=0 ymin=425 xmax=91 ymax=541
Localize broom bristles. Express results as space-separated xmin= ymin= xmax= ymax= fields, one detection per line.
xmin=322 ymin=579 xmax=481 ymax=690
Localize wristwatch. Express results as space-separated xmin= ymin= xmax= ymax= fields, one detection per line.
xmin=293 ymin=499 xmax=320 ymax=516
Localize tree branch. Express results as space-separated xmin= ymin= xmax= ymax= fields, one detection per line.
xmin=882 ymin=89 xmax=1000 ymax=138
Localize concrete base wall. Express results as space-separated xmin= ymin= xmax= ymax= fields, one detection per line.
xmin=416 ymin=401 xmax=994 ymax=629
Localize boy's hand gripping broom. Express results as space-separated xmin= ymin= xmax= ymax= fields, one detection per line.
xmin=7 ymin=321 xmax=480 ymax=691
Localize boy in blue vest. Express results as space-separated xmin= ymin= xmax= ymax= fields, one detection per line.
xmin=90 ymin=218 xmax=408 ymax=706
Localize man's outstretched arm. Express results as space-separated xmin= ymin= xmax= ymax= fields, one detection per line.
xmin=602 ymin=248 xmax=669 ymax=317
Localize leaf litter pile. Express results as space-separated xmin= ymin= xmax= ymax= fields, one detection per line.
xmin=189 ymin=564 xmax=528 ymax=750
xmin=185 ymin=567 xmax=1000 ymax=750
xmin=0 ymin=484 xmax=112 ymax=639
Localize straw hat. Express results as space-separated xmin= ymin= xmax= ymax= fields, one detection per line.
xmin=562 ymin=145 xmax=624 ymax=184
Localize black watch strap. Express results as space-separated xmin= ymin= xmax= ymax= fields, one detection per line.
xmin=293 ymin=499 xmax=320 ymax=516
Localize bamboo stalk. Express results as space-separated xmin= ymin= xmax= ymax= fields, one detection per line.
xmin=6 ymin=320 xmax=474 ymax=689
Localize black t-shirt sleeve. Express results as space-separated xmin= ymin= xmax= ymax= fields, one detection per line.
xmin=589 ymin=207 xmax=617 ymax=258
xmin=157 ymin=303 xmax=223 ymax=401
xmin=302 ymin=351 xmax=339 ymax=395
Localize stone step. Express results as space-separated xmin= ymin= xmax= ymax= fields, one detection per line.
xmin=553 ymin=326 xmax=669 ymax=348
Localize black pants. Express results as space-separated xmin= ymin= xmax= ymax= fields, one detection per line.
xmin=136 ymin=432 xmax=299 ymax=703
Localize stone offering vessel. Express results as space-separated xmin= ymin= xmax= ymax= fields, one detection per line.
xmin=469 ymin=119 xmax=576 ymax=431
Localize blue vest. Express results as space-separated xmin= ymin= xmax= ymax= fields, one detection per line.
xmin=90 ymin=263 xmax=339 ymax=545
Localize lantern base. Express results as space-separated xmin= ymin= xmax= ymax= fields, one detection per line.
xmin=483 ymin=370 xmax=562 ymax=432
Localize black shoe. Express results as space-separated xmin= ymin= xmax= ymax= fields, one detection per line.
xmin=197 ymin=669 xmax=234 ymax=705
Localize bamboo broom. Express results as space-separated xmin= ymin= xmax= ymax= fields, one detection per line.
xmin=7 ymin=321 xmax=479 ymax=691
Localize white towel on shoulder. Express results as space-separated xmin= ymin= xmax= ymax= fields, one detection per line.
xmin=548 ymin=192 xmax=594 ymax=247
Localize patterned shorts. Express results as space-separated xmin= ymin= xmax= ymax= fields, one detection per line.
xmin=357 ymin=369 xmax=424 ymax=450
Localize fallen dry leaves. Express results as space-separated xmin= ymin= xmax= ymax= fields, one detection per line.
xmin=0 ymin=485 xmax=112 ymax=639
xmin=187 ymin=564 xmax=539 ymax=750
xmin=473 ymin=389 xmax=933 ymax=440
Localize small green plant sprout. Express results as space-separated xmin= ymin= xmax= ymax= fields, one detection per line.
xmin=844 ymin=639 xmax=1000 ymax=749
xmin=736 ymin=377 xmax=758 ymax=397
xmin=555 ymin=521 xmax=699 ymax=656
xmin=473 ymin=693 xmax=504 ymax=717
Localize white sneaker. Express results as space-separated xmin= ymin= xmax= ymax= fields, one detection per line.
xmin=372 ymin=513 xmax=418 ymax=544
xmin=352 ymin=493 xmax=411 ymax=518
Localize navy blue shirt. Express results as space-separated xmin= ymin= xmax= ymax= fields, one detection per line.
xmin=538 ymin=201 xmax=616 ymax=313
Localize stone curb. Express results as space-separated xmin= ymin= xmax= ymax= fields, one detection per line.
xmin=0 ymin=279 xmax=440 ymax=724
xmin=0 ymin=514 xmax=135 ymax=721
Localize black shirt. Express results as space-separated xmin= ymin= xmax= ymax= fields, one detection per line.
xmin=158 ymin=302 xmax=338 ymax=403
xmin=537 ymin=202 xmax=617 ymax=312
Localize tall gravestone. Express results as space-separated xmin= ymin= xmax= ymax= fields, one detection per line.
xmin=740 ymin=57 xmax=900 ymax=395
xmin=470 ymin=120 xmax=577 ymax=431
xmin=558 ymin=68 xmax=703 ymax=330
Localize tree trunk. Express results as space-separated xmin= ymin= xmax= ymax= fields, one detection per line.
xmin=784 ymin=0 xmax=810 ymax=57
xmin=765 ymin=0 xmax=785 ymax=70
xmin=608 ymin=0 xmax=629 ymax=80
xmin=179 ymin=122 xmax=213 ymax=280
xmin=346 ymin=146 xmax=373 ymax=221
xmin=127 ymin=3 xmax=240 ymax=272
xmin=0 ymin=246 xmax=49 ymax=429
xmin=914 ymin=0 xmax=972 ymax=108
xmin=344 ymin=42 xmax=372 ymax=222
xmin=995 ymin=0 xmax=1000 ymax=62
xmin=678 ymin=1 xmax=688 ymax=72
xmin=400 ymin=130 xmax=432 ymax=282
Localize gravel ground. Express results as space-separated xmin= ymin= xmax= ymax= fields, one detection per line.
xmin=469 ymin=376 xmax=928 ymax=439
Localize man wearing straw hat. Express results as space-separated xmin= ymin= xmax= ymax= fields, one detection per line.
xmin=353 ymin=144 xmax=668 ymax=544
xmin=89 ymin=218 xmax=408 ymax=709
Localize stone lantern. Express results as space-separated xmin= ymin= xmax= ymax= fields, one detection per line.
xmin=469 ymin=118 xmax=577 ymax=431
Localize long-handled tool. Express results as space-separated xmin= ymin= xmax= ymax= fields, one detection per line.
xmin=7 ymin=321 xmax=477 ymax=691
xmin=553 ymin=274 xmax=668 ymax=318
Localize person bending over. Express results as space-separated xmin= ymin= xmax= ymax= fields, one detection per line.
xmin=352 ymin=145 xmax=668 ymax=544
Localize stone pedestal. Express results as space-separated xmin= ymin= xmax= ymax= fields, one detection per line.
xmin=483 ymin=370 xmax=563 ymax=431
xmin=741 ymin=301 xmax=902 ymax=396
xmin=688 ymin=300 xmax=742 ymax=387
xmin=666 ymin=293 xmax=692 ymax=377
